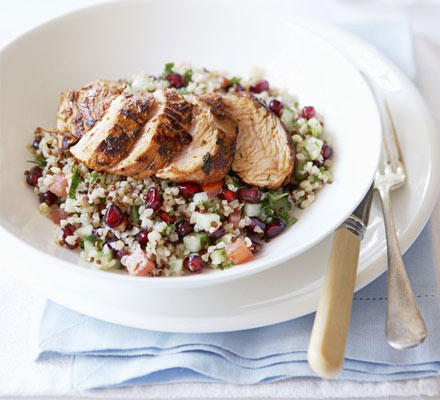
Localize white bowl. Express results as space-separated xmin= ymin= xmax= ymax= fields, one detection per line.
xmin=0 ymin=0 xmax=381 ymax=292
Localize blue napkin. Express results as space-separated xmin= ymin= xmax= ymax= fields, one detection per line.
xmin=36 ymin=20 xmax=440 ymax=390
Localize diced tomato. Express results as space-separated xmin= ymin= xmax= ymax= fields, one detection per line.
xmin=227 ymin=237 xmax=254 ymax=264
xmin=228 ymin=209 xmax=241 ymax=229
xmin=221 ymin=77 xmax=229 ymax=90
xmin=125 ymin=248 xmax=156 ymax=277
xmin=50 ymin=207 xmax=69 ymax=225
xmin=49 ymin=174 xmax=68 ymax=197
xmin=202 ymin=180 xmax=223 ymax=198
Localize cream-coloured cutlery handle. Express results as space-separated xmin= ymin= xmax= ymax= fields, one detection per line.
xmin=307 ymin=228 xmax=360 ymax=378
xmin=377 ymin=187 xmax=427 ymax=349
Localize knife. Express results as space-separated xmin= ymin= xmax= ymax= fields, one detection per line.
xmin=307 ymin=183 xmax=374 ymax=378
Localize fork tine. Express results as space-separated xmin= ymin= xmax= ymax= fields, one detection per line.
xmin=381 ymin=108 xmax=393 ymax=168
xmin=384 ymin=101 xmax=405 ymax=173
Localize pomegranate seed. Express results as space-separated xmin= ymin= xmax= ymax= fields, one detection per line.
xmin=116 ymin=250 xmax=129 ymax=260
xmin=321 ymin=144 xmax=333 ymax=160
xmin=233 ymin=83 xmax=245 ymax=92
xmin=184 ymin=255 xmax=204 ymax=273
xmin=32 ymin=136 xmax=42 ymax=150
xmin=265 ymin=218 xmax=286 ymax=239
xmin=301 ymin=106 xmax=315 ymax=119
xmin=208 ymin=226 xmax=226 ymax=240
xmin=62 ymin=223 xmax=79 ymax=249
xmin=178 ymin=183 xmax=201 ymax=197
xmin=283 ymin=182 xmax=296 ymax=192
xmin=158 ymin=210 xmax=175 ymax=224
xmin=246 ymin=217 xmax=266 ymax=236
xmin=249 ymin=80 xmax=269 ymax=94
xmin=250 ymin=239 xmax=263 ymax=254
xmin=313 ymin=160 xmax=323 ymax=167
xmin=26 ymin=166 xmax=42 ymax=187
xmin=237 ymin=187 xmax=261 ymax=203
xmin=39 ymin=191 xmax=58 ymax=206
xmin=64 ymin=238 xmax=80 ymax=250
xmin=176 ymin=220 xmax=193 ymax=237
xmin=105 ymin=205 xmax=125 ymax=228
xmin=106 ymin=237 xmax=118 ymax=250
xmin=106 ymin=238 xmax=128 ymax=259
xmin=219 ymin=188 xmax=236 ymax=201
xmin=145 ymin=187 xmax=162 ymax=211
xmin=135 ymin=230 xmax=149 ymax=246
xmin=62 ymin=223 xmax=76 ymax=237
xmin=166 ymin=73 xmax=185 ymax=88
xmin=269 ymin=99 xmax=284 ymax=117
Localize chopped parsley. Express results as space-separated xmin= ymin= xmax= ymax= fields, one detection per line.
xmin=184 ymin=68 xmax=193 ymax=84
xmin=164 ymin=62 xmax=175 ymax=74
xmin=84 ymin=235 xmax=103 ymax=250
xmin=90 ymin=171 xmax=100 ymax=184
xmin=27 ymin=154 xmax=47 ymax=168
xmin=229 ymin=76 xmax=241 ymax=84
xmin=262 ymin=192 xmax=297 ymax=226
xmin=130 ymin=205 xmax=140 ymax=223
xmin=68 ymin=167 xmax=81 ymax=199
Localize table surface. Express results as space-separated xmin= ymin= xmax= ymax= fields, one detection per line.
xmin=1 ymin=1 xmax=440 ymax=399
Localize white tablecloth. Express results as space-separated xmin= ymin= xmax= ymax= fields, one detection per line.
xmin=1 ymin=0 xmax=440 ymax=399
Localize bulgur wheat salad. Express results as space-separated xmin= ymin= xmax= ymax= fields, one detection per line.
xmin=24 ymin=63 xmax=334 ymax=277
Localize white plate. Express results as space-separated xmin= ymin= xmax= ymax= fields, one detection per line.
xmin=0 ymin=0 xmax=382 ymax=289
xmin=0 ymin=2 xmax=438 ymax=332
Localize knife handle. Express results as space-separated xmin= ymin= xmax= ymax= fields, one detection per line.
xmin=307 ymin=227 xmax=361 ymax=378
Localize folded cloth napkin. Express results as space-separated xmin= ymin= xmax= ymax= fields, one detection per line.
xmin=36 ymin=20 xmax=440 ymax=390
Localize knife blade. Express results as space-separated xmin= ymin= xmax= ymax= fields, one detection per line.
xmin=307 ymin=183 xmax=374 ymax=378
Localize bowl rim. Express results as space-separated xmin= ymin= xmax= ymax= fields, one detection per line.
xmin=0 ymin=0 xmax=382 ymax=289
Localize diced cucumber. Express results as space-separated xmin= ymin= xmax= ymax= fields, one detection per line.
xmin=83 ymin=237 xmax=96 ymax=254
xmin=217 ymin=233 xmax=234 ymax=246
xmin=190 ymin=212 xmax=221 ymax=232
xmin=281 ymin=107 xmax=296 ymax=131
xmin=75 ymin=225 xmax=93 ymax=239
xmin=64 ymin=198 xmax=76 ymax=213
xmin=169 ymin=258 xmax=184 ymax=276
xmin=243 ymin=203 xmax=262 ymax=217
xmin=294 ymin=159 xmax=307 ymax=180
xmin=304 ymin=136 xmax=323 ymax=160
xmin=83 ymin=239 xmax=120 ymax=269
xmin=307 ymin=117 xmax=322 ymax=137
xmin=210 ymin=249 xmax=228 ymax=265
xmin=183 ymin=232 xmax=209 ymax=252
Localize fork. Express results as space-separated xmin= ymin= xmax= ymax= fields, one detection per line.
xmin=374 ymin=101 xmax=428 ymax=349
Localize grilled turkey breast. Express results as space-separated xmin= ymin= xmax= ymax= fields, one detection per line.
xmin=110 ymin=89 xmax=193 ymax=178
xmin=224 ymin=93 xmax=294 ymax=189
xmin=57 ymin=80 xmax=125 ymax=141
xmin=154 ymin=93 xmax=237 ymax=184
xmin=70 ymin=92 xmax=154 ymax=171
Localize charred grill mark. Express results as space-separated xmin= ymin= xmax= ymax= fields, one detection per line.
xmin=131 ymin=128 xmax=140 ymax=139
xmin=216 ymin=137 xmax=226 ymax=159
xmin=202 ymin=153 xmax=212 ymax=175
xmin=121 ymin=108 xmax=138 ymax=121
xmin=158 ymin=144 xmax=169 ymax=155
xmin=96 ymin=132 xmax=130 ymax=158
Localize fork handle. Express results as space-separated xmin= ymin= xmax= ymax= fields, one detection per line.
xmin=377 ymin=187 xmax=427 ymax=349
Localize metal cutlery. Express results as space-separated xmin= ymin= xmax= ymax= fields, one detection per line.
xmin=307 ymin=75 xmax=427 ymax=379
xmin=374 ymin=101 xmax=428 ymax=349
